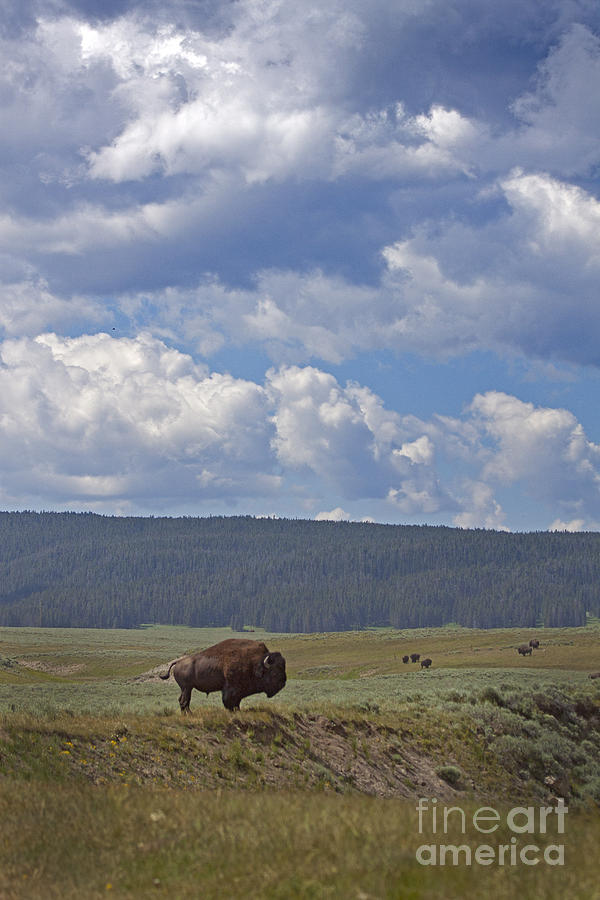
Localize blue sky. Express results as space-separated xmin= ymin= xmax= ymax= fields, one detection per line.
xmin=1 ymin=0 xmax=600 ymax=531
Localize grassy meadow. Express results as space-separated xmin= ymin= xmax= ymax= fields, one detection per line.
xmin=0 ymin=623 xmax=599 ymax=898
xmin=0 ymin=622 xmax=596 ymax=715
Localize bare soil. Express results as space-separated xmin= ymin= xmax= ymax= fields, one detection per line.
xmin=17 ymin=659 xmax=85 ymax=676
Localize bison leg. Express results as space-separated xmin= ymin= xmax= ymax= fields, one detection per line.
xmin=178 ymin=686 xmax=192 ymax=714
xmin=221 ymin=686 xmax=242 ymax=711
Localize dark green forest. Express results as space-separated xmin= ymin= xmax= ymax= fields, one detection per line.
xmin=0 ymin=512 xmax=598 ymax=630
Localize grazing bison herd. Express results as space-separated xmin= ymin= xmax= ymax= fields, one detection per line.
xmin=401 ymin=653 xmax=433 ymax=668
xmin=518 ymin=638 xmax=541 ymax=656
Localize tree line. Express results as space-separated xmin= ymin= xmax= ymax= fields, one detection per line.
xmin=0 ymin=511 xmax=597 ymax=630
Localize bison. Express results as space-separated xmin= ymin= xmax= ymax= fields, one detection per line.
xmin=589 ymin=672 xmax=600 ymax=680
xmin=402 ymin=655 xmax=410 ymax=664
xmin=160 ymin=638 xmax=287 ymax=712
xmin=529 ymin=639 xmax=540 ymax=649
xmin=410 ymin=653 xmax=421 ymax=663
xmin=420 ymin=658 xmax=432 ymax=669
xmin=517 ymin=644 xmax=533 ymax=656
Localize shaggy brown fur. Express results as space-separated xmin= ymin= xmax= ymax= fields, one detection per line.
xmin=160 ymin=638 xmax=286 ymax=712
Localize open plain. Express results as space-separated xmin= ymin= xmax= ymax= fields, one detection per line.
xmin=0 ymin=623 xmax=599 ymax=898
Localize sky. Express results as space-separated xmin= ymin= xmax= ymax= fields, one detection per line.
xmin=1 ymin=0 xmax=600 ymax=531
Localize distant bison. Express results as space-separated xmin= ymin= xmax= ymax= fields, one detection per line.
xmin=420 ymin=658 xmax=432 ymax=669
xmin=410 ymin=653 xmax=421 ymax=663
xmin=589 ymin=672 xmax=600 ymax=680
xmin=529 ymin=639 xmax=540 ymax=649
xmin=518 ymin=644 xmax=533 ymax=656
xmin=402 ymin=655 xmax=410 ymax=664
xmin=160 ymin=638 xmax=287 ymax=712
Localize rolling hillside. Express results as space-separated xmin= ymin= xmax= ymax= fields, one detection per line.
xmin=0 ymin=511 xmax=598 ymax=629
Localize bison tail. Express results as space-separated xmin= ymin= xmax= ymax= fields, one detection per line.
xmin=159 ymin=659 xmax=180 ymax=680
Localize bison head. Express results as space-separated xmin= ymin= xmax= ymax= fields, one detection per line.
xmin=261 ymin=651 xmax=286 ymax=697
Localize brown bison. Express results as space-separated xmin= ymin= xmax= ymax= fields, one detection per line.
xmin=410 ymin=653 xmax=421 ymax=663
xmin=529 ymin=639 xmax=540 ymax=649
xmin=589 ymin=672 xmax=600 ymax=680
xmin=518 ymin=644 xmax=533 ymax=656
xmin=160 ymin=638 xmax=287 ymax=712
xmin=402 ymin=655 xmax=410 ymax=664
xmin=420 ymin=658 xmax=432 ymax=669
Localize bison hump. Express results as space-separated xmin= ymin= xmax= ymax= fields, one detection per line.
xmin=203 ymin=638 xmax=269 ymax=658
xmin=199 ymin=638 xmax=271 ymax=678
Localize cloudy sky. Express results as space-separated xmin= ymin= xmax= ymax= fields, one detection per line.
xmin=2 ymin=0 xmax=600 ymax=531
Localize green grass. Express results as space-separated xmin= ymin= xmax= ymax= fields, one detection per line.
xmin=0 ymin=784 xmax=598 ymax=899
xmin=0 ymin=623 xmax=599 ymax=897
xmin=1 ymin=622 xmax=598 ymax=682
xmin=0 ymin=667 xmax=593 ymax=718
xmin=0 ymin=622 xmax=597 ymax=717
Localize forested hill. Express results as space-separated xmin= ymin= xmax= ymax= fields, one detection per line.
xmin=0 ymin=512 xmax=598 ymax=630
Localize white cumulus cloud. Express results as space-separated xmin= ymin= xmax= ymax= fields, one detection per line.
xmin=0 ymin=332 xmax=277 ymax=509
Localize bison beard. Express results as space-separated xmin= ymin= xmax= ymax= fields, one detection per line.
xmin=160 ymin=638 xmax=287 ymax=712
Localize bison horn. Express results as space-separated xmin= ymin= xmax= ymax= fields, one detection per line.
xmin=263 ymin=654 xmax=273 ymax=667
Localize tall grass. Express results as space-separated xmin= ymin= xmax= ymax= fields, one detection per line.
xmin=0 ymin=624 xmax=598 ymax=897
xmin=1 ymin=783 xmax=599 ymax=900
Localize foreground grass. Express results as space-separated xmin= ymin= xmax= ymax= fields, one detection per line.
xmin=0 ymin=783 xmax=598 ymax=899
xmin=0 ymin=705 xmax=503 ymax=797
xmin=0 ymin=625 xmax=598 ymax=897
xmin=1 ymin=681 xmax=599 ymax=802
